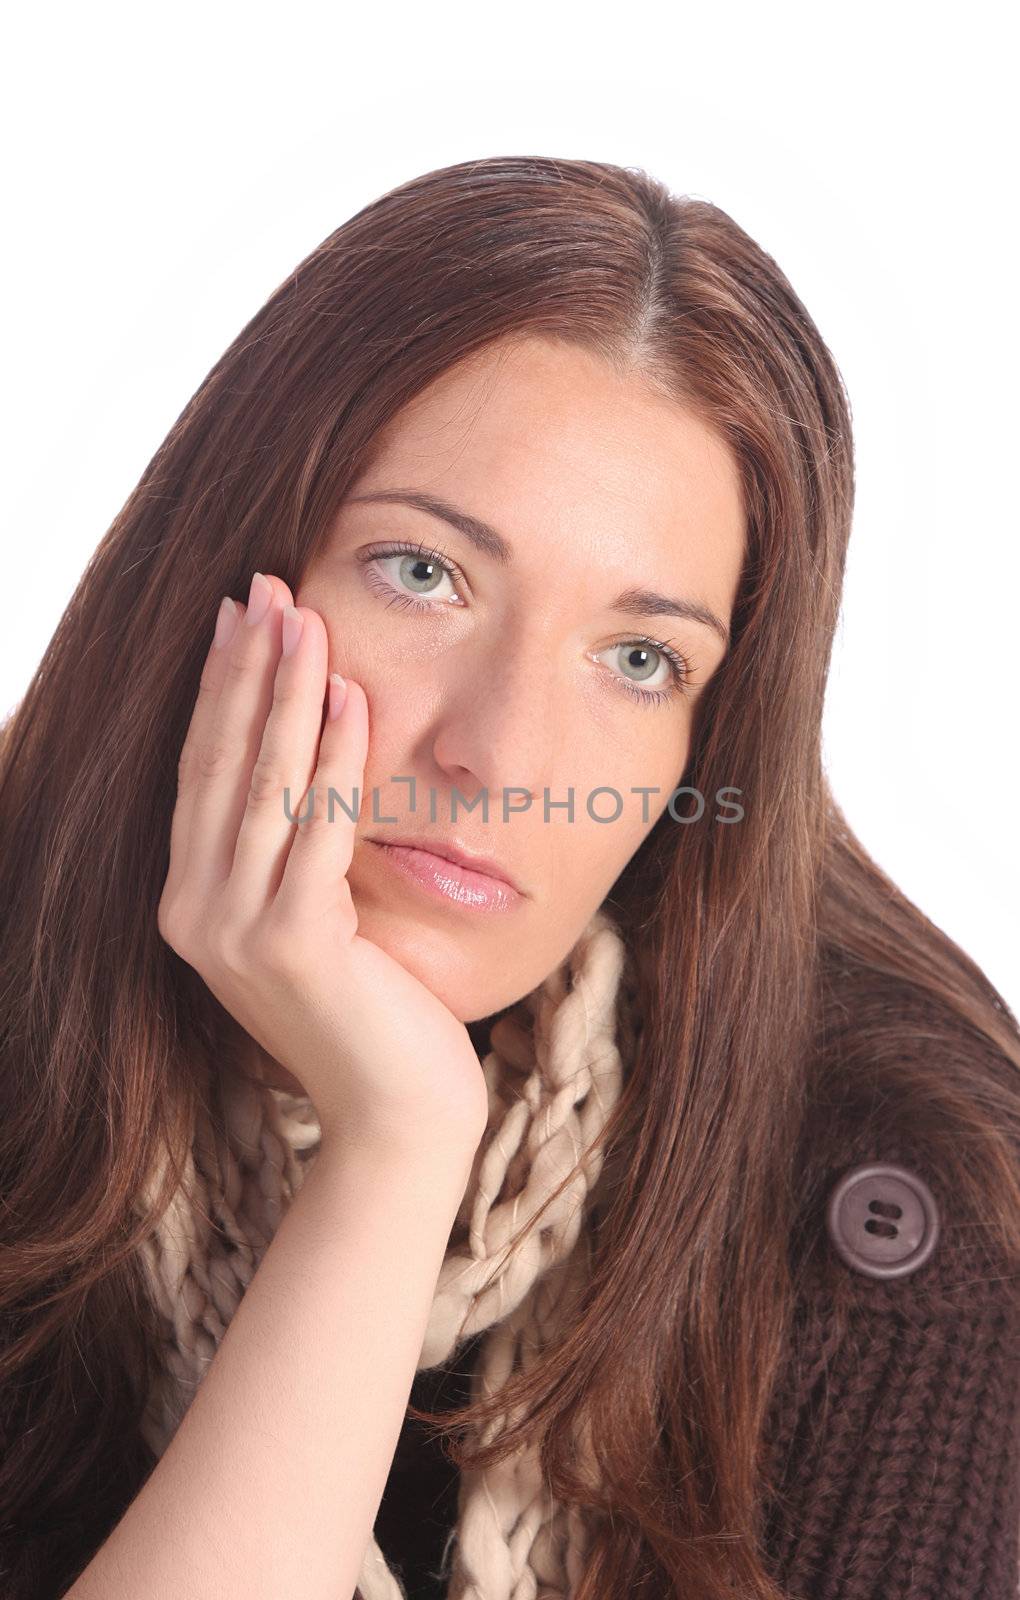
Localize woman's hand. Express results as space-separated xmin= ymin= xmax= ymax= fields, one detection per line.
xmin=158 ymin=572 xmax=489 ymax=1161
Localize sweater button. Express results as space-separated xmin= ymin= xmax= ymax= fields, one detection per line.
xmin=825 ymin=1162 xmax=940 ymax=1279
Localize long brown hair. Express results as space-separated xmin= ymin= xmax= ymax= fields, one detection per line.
xmin=2 ymin=155 xmax=1018 ymax=1599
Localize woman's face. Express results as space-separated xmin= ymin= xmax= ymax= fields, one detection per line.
xmin=296 ymin=335 xmax=746 ymax=1023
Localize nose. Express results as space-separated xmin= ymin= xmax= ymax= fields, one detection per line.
xmin=429 ymin=641 xmax=559 ymax=818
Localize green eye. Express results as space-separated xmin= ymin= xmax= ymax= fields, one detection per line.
xmin=595 ymin=638 xmax=691 ymax=707
xmin=393 ymin=553 xmax=449 ymax=596
xmin=358 ymin=541 xmax=465 ymax=610
xmin=614 ymin=643 xmax=668 ymax=685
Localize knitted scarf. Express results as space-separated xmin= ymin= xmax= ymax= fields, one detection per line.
xmin=132 ymin=903 xmax=639 ymax=1598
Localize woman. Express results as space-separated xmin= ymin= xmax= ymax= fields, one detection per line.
xmin=0 ymin=155 xmax=1017 ymax=1600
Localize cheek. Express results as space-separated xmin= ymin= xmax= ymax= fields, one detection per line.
xmin=294 ymin=591 xmax=421 ymax=750
xmin=348 ymin=682 xmax=424 ymax=784
xmin=568 ymin=722 xmax=689 ymax=833
xmin=532 ymin=756 xmax=679 ymax=910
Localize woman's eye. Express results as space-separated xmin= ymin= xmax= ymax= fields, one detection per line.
xmin=359 ymin=545 xmax=465 ymax=609
xmin=596 ymin=641 xmax=689 ymax=706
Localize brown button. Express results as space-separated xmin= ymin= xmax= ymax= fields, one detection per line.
xmin=825 ymin=1162 xmax=940 ymax=1279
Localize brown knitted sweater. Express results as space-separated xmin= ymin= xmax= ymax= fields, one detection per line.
xmin=4 ymin=942 xmax=1017 ymax=1600
xmin=375 ymin=1108 xmax=1020 ymax=1599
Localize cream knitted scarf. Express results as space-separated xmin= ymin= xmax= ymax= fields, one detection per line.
xmin=133 ymin=904 xmax=639 ymax=1598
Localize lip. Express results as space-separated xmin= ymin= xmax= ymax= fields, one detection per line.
xmin=368 ymin=833 xmax=524 ymax=891
xmin=366 ymin=835 xmax=525 ymax=913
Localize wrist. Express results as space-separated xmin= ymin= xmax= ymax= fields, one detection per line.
xmin=313 ymin=1116 xmax=483 ymax=1195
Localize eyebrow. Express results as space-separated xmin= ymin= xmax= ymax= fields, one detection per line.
xmin=344 ymin=488 xmax=731 ymax=647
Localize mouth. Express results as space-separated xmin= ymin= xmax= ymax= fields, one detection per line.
xmin=365 ymin=834 xmax=526 ymax=913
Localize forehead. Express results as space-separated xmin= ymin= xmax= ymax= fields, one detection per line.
xmin=352 ymin=336 xmax=746 ymax=608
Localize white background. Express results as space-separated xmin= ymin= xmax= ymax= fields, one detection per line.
xmin=2 ymin=1 xmax=1017 ymax=1009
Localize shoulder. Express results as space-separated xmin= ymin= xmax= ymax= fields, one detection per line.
xmin=790 ymin=1105 xmax=1020 ymax=1326
xmin=761 ymin=1031 xmax=1020 ymax=1597
xmin=791 ymin=978 xmax=1020 ymax=1322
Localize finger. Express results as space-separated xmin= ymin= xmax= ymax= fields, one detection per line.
xmin=274 ymin=669 xmax=369 ymax=918
xmin=183 ymin=571 xmax=295 ymax=892
xmin=227 ymin=602 xmax=331 ymax=910
xmin=163 ymin=591 xmax=246 ymax=909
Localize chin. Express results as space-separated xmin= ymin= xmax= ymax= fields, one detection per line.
xmin=349 ymin=864 xmax=537 ymax=1008
xmin=345 ymin=901 xmax=486 ymax=1022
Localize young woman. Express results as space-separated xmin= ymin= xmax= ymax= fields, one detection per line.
xmin=1 ymin=155 xmax=1017 ymax=1600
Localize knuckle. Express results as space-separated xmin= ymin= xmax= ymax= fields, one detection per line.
xmin=197 ymin=739 xmax=235 ymax=780
xmin=270 ymin=668 xmax=302 ymax=707
xmin=248 ymin=752 xmax=290 ymax=808
xmin=223 ymin=649 xmax=251 ymax=686
xmin=157 ymin=894 xmax=190 ymax=954
xmin=195 ymin=660 xmax=219 ymax=700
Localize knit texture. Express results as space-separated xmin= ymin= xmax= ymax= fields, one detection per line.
xmin=757 ymin=1105 xmax=1020 ymax=1600
xmin=133 ymin=904 xmax=638 ymax=1599
xmin=131 ymin=904 xmax=1020 ymax=1599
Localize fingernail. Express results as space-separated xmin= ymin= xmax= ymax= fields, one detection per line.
xmin=213 ymin=596 xmax=239 ymax=650
xmin=282 ymin=606 xmax=304 ymax=657
xmin=245 ymin=572 xmax=273 ymax=626
xmin=328 ymin=673 xmax=347 ymax=720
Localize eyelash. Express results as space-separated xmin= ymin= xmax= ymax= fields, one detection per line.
xmin=356 ymin=539 xmax=697 ymax=707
